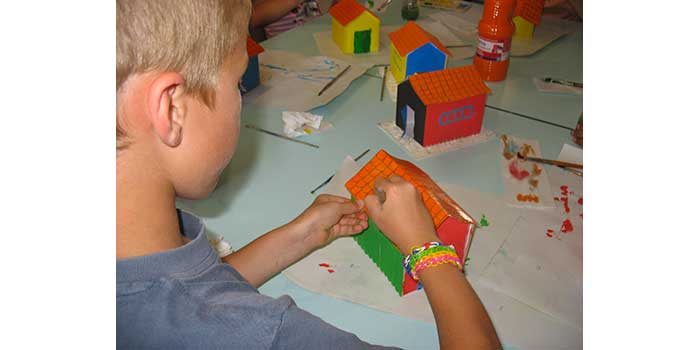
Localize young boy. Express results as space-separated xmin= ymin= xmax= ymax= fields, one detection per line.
xmin=116 ymin=1 xmax=500 ymax=349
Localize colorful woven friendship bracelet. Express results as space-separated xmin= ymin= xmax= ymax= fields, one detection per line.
xmin=403 ymin=242 xmax=462 ymax=280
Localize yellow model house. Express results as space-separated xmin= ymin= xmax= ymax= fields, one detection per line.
xmin=329 ymin=0 xmax=380 ymax=54
xmin=513 ymin=0 xmax=544 ymax=39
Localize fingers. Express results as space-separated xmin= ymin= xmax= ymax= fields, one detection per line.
xmin=316 ymin=194 xmax=364 ymax=210
xmin=364 ymin=193 xmax=382 ymax=218
xmin=334 ymin=200 xmax=363 ymax=216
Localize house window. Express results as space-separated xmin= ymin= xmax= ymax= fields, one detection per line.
xmin=439 ymin=105 xmax=473 ymax=126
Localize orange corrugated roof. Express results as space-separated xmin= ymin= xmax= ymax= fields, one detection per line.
xmin=328 ymin=0 xmax=378 ymax=26
xmin=408 ymin=65 xmax=490 ymax=105
xmin=388 ymin=21 xmax=451 ymax=57
xmin=246 ymin=36 xmax=264 ymax=57
xmin=346 ymin=150 xmax=474 ymax=228
xmin=514 ymin=0 xmax=544 ymax=25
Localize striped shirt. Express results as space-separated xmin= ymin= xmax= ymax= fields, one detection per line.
xmin=264 ymin=0 xmax=323 ymax=38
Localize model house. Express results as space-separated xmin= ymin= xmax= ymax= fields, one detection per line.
xmin=345 ymin=149 xmax=477 ymax=296
xmin=329 ymin=0 xmax=380 ymax=54
xmin=240 ymin=36 xmax=264 ymax=93
xmin=395 ymin=65 xmax=490 ymax=147
xmin=388 ymin=21 xmax=451 ymax=82
xmin=513 ymin=0 xmax=544 ymax=39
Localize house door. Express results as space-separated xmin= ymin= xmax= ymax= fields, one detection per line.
xmin=354 ymin=29 xmax=371 ymax=54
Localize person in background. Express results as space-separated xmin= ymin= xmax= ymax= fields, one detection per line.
xmin=251 ymin=0 xmax=335 ymax=40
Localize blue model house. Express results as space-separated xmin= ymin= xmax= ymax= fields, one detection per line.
xmin=388 ymin=21 xmax=452 ymax=82
xmin=240 ymin=36 xmax=264 ymax=93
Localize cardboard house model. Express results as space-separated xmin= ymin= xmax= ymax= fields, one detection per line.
xmin=346 ymin=149 xmax=477 ymax=296
xmin=396 ymin=65 xmax=491 ymax=147
xmin=329 ymin=0 xmax=380 ymax=54
xmin=513 ymin=0 xmax=544 ymax=39
xmin=388 ymin=21 xmax=451 ymax=82
xmin=240 ymin=36 xmax=264 ymax=93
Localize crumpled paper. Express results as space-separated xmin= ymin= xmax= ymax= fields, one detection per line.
xmin=282 ymin=111 xmax=332 ymax=138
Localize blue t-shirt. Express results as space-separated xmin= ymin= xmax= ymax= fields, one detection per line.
xmin=117 ymin=210 xmax=400 ymax=349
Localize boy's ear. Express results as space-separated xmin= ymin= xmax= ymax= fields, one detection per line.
xmin=147 ymin=72 xmax=187 ymax=148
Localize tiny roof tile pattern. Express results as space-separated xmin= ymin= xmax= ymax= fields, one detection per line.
xmin=407 ymin=65 xmax=491 ymax=105
xmin=388 ymin=21 xmax=451 ymax=57
xmin=346 ymin=150 xmax=474 ymax=228
xmin=514 ymin=0 xmax=544 ymax=25
xmin=328 ymin=0 xmax=378 ymax=26
xmin=246 ymin=36 xmax=264 ymax=57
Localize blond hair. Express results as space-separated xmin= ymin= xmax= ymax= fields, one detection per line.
xmin=116 ymin=0 xmax=252 ymax=150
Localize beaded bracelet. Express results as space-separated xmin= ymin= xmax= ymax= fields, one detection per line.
xmin=403 ymin=242 xmax=462 ymax=280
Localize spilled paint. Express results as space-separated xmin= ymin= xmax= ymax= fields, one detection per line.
xmin=561 ymin=219 xmax=574 ymax=233
xmin=327 ymin=269 xmax=335 ymax=273
xmin=517 ymin=193 xmax=539 ymax=203
xmin=318 ymin=263 xmax=330 ymax=268
xmin=546 ymin=229 xmax=554 ymax=237
xmin=509 ymin=160 xmax=530 ymax=180
xmin=479 ymin=214 xmax=490 ymax=227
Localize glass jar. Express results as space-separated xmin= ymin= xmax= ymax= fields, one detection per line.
xmin=401 ymin=0 xmax=419 ymax=21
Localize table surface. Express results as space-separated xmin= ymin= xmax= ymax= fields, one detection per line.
xmin=178 ymin=3 xmax=582 ymax=349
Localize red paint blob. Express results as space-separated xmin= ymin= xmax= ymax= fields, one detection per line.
xmin=578 ymin=197 xmax=583 ymax=205
xmin=509 ymin=161 xmax=530 ymax=180
xmin=563 ymin=197 xmax=570 ymax=213
xmin=546 ymin=229 xmax=554 ymax=237
xmin=327 ymin=269 xmax=335 ymax=273
xmin=319 ymin=263 xmax=330 ymax=268
xmin=561 ymin=219 xmax=574 ymax=233
xmin=560 ymin=185 xmax=569 ymax=196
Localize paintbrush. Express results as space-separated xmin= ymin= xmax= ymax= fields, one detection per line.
xmin=543 ymin=77 xmax=582 ymax=88
xmin=318 ymin=65 xmax=351 ymax=96
xmin=310 ymin=149 xmax=371 ymax=194
xmin=244 ymin=124 xmax=319 ymax=149
xmin=517 ymin=152 xmax=582 ymax=169
xmin=380 ymin=66 xmax=387 ymax=101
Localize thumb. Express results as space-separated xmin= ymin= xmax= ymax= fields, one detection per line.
xmin=364 ymin=194 xmax=382 ymax=219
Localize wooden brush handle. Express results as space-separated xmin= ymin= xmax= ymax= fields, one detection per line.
xmin=528 ymin=157 xmax=583 ymax=169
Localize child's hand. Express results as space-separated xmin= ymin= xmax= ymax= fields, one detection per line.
xmin=292 ymin=194 xmax=368 ymax=250
xmin=364 ymin=175 xmax=440 ymax=255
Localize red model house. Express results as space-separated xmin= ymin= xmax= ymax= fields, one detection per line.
xmin=346 ymin=149 xmax=477 ymax=295
xmin=396 ymin=65 xmax=491 ymax=147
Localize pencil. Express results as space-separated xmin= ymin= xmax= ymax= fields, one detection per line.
xmin=310 ymin=149 xmax=371 ymax=194
xmin=380 ymin=66 xmax=387 ymax=102
xmin=318 ymin=65 xmax=351 ymax=96
xmin=244 ymin=124 xmax=319 ymax=149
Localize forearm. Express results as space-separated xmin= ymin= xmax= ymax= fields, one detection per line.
xmin=420 ymin=265 xmax=501 ymax=350
xmin=222 ymin=222 xmax=311 ymax=288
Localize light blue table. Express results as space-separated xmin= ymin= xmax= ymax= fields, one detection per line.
xmin=179 ymin=3 xmax=582 ymax=349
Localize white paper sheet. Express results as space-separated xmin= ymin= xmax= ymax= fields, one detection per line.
xmin=427 ymin=7 xmax=576 ymax=58
xmin=283 ymin=156 xmax=583 ymax=348
xmin=499 ymin=135 xmax=556 ymax=209
xmin=246 ymin=50 xmax=372 ymax=111
xmin=313 ymin=26 xmax=399 ymax=66
xmin=479 ymin=213 xmax=582 ymax=330
xmin=439 ymin=184 xmax=520 ymax=282
xmin=558 ymin=143 xmax=583 ymax=165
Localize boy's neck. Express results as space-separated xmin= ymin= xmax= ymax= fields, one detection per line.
xmin=117 ymin=151 xmax=187 ymax=260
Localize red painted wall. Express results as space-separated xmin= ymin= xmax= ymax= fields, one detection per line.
xmin=422 ymin=94 xmax=487 ymax=146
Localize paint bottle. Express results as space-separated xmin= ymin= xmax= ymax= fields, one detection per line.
xmin=473 ymin=0 xmax=516 ymax=81
xmin=401 ymin=0 xmax=419 ymax=21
